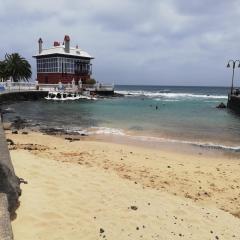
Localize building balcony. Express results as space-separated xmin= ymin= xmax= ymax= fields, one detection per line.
xmin=74 ymin=70 xmax=92 ymax=76
xmin=37 ymin=70 xmax=92 ymax=76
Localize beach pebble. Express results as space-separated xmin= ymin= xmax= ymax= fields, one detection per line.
xmin=65 ymin=137 xmax=73 ymax=141
xmin=64 ymin=137 xmax=80 ymax=142
xmin=130 ymin=206 xmax=138 ymax=210
xmin=6 ymin=138 xmax=14 ymax=145
xmin=100 ymin=228 xmax=105 ymax=234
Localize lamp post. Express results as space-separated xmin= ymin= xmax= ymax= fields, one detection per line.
xmin=227 ymin=60 xmax=240 ymax=94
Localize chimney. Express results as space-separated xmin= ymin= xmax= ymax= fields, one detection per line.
xmin=64 ymin=35 xmax=70 ymax=53
xmin=53 ymin=41 xmax=60 ymax=47
xmin=38 ymin=38 xmax=43 ymax=54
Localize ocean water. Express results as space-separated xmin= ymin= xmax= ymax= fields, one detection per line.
xmin=3 ymin=85 xmax=240 ymax=151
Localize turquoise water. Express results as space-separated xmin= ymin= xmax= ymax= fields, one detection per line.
xmin=4 ymin=85 xmax=240 ymax=149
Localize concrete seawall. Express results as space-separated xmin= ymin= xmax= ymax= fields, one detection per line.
xmin=0 ymin=120 xmax=20 ymax=240
xmin=0 ymin=90 xmax=48 ymax=104
xmin=0 ymin=90 xmax=47 ymax=239
xmin=227 ymin=95 xmax=240 ymax=112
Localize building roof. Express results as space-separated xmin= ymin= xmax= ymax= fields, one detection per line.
xmin=33 ymin=45 xmax=94 ymax=59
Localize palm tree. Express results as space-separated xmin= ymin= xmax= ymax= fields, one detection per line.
xmin=0 ymin=61 xmax=7 ymax=81
xmin=4 ymin=53 xmax=32 ymax=82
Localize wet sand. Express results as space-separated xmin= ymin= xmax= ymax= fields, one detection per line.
xmin=6 ymin=130 xmax=240 ymax=239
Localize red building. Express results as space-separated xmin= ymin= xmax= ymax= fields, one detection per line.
xmin=33 ymin=35 xmax=94 ymax=84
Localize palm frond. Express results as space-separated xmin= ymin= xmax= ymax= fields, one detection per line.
xmin=2 ymin=53 xmax=32 ymax=82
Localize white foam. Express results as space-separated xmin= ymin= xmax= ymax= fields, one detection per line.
xmin=129 ymin=135 xmax=240 ymax=151
xmin=89 ymin=127 xmax=125 ymax=136
xmin=204 ymin=100 xmax=222 ymax=103
xmin=81 ymin=126 xmax=240 ymax=152
xmin=115 ymin=90 xmax=227 ymax=100
xmin=155 ymin=99 xmax=180 ymax=102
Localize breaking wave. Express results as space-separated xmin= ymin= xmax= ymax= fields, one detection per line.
xmin=22 ymin=123 xmax=240 ymax=153
xmin=88 ymin=127 xmax=125 ymax=136
xmin=82 ymin=126 xmax=240 ymax=153
xmin=115 ymin=90 xmax=227 ymax=100
xmin=130 ymin=135 xmax=240 ymax=152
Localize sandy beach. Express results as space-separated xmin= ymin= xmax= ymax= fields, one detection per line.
xmin=5 ymin=130 xmax=240 ymax=239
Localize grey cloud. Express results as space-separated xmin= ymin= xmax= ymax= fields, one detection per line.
xmin=173 ymin=0 xmax=232 ymax=15
xmin=0 ymin=0 xmax=238 ymax=86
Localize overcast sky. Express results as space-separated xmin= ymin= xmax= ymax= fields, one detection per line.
xmin=0 ymin=0 xmax=240 ymax=86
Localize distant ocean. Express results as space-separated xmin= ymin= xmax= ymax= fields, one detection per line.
xmin=4 ymin=85 xmax=240 ymax=151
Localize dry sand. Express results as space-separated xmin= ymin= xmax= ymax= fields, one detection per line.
xmin=5 ymin=131 xmax=240 ymax=239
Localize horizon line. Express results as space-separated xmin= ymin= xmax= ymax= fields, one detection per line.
xmin=114 ymin=84 xmax=231 ymax=88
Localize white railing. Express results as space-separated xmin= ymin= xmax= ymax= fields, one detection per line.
xmin=95 ymin=84 xmax=114 ymax=91
xmin=83 ymin=83 xmax=114 ymax=91
xmin=38 ymin=83 xmax=114 ymax=92
xmin=37 ymin=84 xmax=62 ymax=91
xmin=0 ymin=80 xmax=38 ymax=92
xmin=0 ymin=80 xmax=114 ymax=93
xmin=82 ymin=83 xmax=114 ymax=91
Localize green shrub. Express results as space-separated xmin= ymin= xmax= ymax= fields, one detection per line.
xmin=85 ymin=78 xmax=96 ymax=84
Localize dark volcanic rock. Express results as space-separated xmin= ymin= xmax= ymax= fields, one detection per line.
xmin=40 ymin=127 xmax=65 ymax=135
xmin=130 ymin=205 xmax=138 ymax=210
xmin=6 ymin=139 xmax=14 ymax=146
xmin=65 ymin=137 xmax=73 ymax=141
xmin=65 ymin=137 xmax=80 ymax=142
xmin=40 ymin=127 xmax=88 ymax=137
xmin=216 ymin=102 xmax=226 ymax=109
xmin=0 ymin=164 xmax=21 ymax=219
xmin=113 ymin=92 xmax=124 ymax=97
xmin=12 ymin=117 xmax=27 ymax=129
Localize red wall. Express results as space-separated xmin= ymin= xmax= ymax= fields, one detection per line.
xmin=37 ymin=73 xmax=91 ymax=84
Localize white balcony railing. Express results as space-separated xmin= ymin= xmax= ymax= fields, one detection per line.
xmin=38 ymin=83 xmax=114 ymax=92
xmin=0 ymin=80 xmax=114 ymax=93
